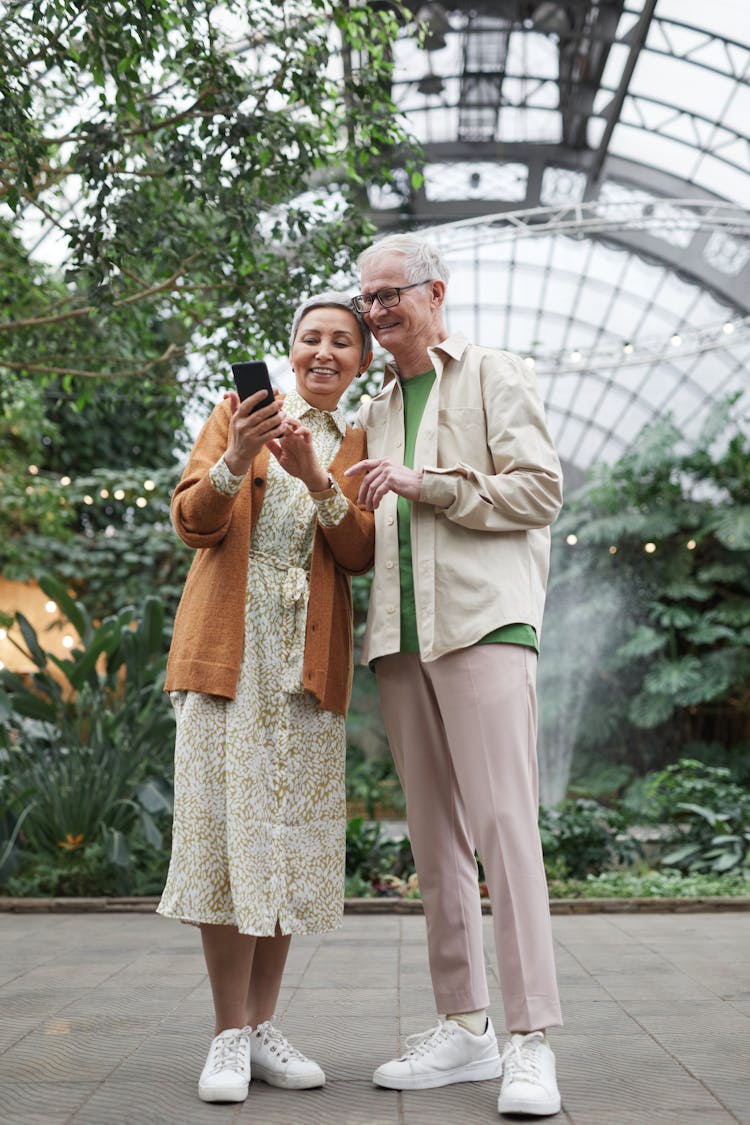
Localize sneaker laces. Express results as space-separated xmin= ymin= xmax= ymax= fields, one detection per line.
xmin=253 ymin=1021 xmax=308 ymax=1064
xmin=205 ymin=1029 xmax=250 ymax=1076
xmin=401 ymin=1020 xmax=455 ymax=1060
xmin=500 ymin=1032 xmax=544 ymax=1084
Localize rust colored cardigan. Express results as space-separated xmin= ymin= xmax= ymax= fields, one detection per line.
xmin=164 ymin=399 xmax=374 ymax=715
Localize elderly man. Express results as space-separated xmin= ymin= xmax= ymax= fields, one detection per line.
xmin=346 ymin=234 xmax=564 ymax=1117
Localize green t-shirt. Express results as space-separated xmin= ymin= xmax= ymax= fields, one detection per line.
xmin=397 ymin=369 xmax=537 ymax=654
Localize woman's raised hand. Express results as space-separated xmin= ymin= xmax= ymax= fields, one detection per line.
xmin=267 ymin=418 xmax=330 ymax=493
xmin=224 ymin=390 xmax=285 ymax=476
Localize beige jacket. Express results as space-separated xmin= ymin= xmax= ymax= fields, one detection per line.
xmin=357 ymin=332 xmax=563 ymax=664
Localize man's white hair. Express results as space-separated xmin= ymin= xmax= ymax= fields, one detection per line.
xmin=357 ymin=234 xmax=450 ymax=285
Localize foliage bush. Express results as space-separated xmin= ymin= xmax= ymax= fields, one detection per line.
xmin=540 ymin=399 xmax=750 ymax=800
xmin=547 ymin=869 xmax=750 ymax=899
xmin=0 ymin=579 xmax=174 ymax=886
xmin=538 ymin=798 xmax=641 ymax=879
xmin=643 ymin=759 xmax=750 ymax=874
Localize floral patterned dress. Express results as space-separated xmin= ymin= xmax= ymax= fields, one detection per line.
xmin=157 ymin=392 xmax=350 ymax=936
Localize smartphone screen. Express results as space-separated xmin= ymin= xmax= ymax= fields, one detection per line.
xmin=231 ymin=361 xmax=275 ymax=412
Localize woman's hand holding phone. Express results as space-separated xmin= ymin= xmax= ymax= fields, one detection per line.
xmin=224 ymin=389 xmax=286 ymax=476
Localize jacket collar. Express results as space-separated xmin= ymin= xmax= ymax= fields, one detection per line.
xmin=380 ymin=331 xmax=471 ymax=392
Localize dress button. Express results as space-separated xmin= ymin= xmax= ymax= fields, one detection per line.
xmin=386 ymin=560 xmax=395 ymax=569
xmin=254 ymin=477 xmax=265 ymax=487
xmin=387 ymin=516 xmax=395 ymax=526
xmin=387 ymin=605 xmax=396 ymax=614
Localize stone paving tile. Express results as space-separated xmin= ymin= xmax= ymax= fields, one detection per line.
xmin=0 ymin=911 xmax=747 ymax=1125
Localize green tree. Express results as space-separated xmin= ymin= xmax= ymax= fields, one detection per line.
xmin=0 ymin=0 xmax=418 ymax=605
xmin=539 ymin=398 xmax=750 ymax=801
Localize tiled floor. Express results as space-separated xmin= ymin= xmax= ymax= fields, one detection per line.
xmin=0 ymin=910 xmax=748 ymax=1124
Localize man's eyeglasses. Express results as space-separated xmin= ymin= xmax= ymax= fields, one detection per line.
xmin=351 ymin=281 xmax=431 ymax=314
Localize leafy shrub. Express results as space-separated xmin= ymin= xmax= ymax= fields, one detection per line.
xmin=0 ymin=578 xmax=174 ymax=885
xmin=643 ymin=759 xmax=750 ymax=873
xmin=345 ymin=817 xmax=414 ymax=892
xmin=345 ymin=745 xmax=405 ymax=819
xmin=539 ymin=798 xmax=641 ymax=879
xmin=547 ymin=868 xmax=750 ymax=899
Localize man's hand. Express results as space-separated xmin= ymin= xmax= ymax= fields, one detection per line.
xmin=345 ymin=458 xmax=423 ymax=511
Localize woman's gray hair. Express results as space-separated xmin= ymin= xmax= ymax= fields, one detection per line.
xmin=357 ymin=234 xmax=450 ymax=285
xmin=289 ymin=290 xmax=372 ymax=364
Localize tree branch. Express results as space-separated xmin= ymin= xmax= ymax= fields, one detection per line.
xmin=0 ymin=256 xmax=200 ymax=332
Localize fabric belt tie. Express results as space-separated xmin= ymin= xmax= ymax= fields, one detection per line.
xmin=249 ymin=549 xmax=309 ymax=692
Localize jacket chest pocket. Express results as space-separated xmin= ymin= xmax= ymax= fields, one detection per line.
xmin=436 ymin=408 xmax=488 ymax=465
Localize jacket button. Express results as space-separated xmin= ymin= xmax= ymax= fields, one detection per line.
xmin=254 ymin=477 xmax=265 ymax=487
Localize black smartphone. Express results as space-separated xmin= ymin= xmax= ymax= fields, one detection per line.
xmin=231 ymin=360 xmax=275 ymax=411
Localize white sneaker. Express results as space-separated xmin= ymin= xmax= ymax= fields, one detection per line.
xmin=198 ymin=1026 xmax=252 ymax=1103
xmin=373 ymin=1017 xmax=502 ymax=1090
xmin=497 ymin=1032 xmax=561 ymax=1116
xmin=250 ymin=1021 xmax=325 ymax=1089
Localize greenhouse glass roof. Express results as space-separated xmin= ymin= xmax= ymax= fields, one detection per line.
xmin=366 ymin=0 xmax=750 ymax=477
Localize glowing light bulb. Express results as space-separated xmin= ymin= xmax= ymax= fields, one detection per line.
xmin=723 ymin=322 xmax=734 ymax=334
xmin=143 ymin=479 xmax=155 ymax=491
xmin=570 ymin=350 xmax=581 ymax=362
xmin=0 ymin=628 xmax=6 ymax=640
xmin=83 ymin=495 xmax=93 ymax=505
xmin=609 ymin=545 xmax=617 ymax=555
xmin=566 ymin=534 xmax=578 ymax=546
xmin=523 ymin=356 xmax=535 ymax=368
xmin=45 ymin=601 xmax=57 ymax=613
xmin=60 ymin=476 xmax=71 ymax=486
xmin=687 ymin=539 xmax=697 ymax=550
xmin=28 ymin=464 xmax=39 ymax=475
xmin=99 ymin=488 xmax=109 ymax=499
xmin=62 ymin=635 xmax=74 ymax=649
xmin=136 ymin=497 xmax=147 ymax=508
xmin=623 ymin=342 xmax=634 ymax=354
xmin=114 ymin=489 xmax=126 ymax=500
xmin=644 ymin=542 xmax=656 ymax=554
xmin=670 ymin=334 xmax=682 ymax=347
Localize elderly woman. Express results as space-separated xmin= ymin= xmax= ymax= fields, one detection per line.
xmin=157 ymin=293 xmax=373 ymax=1103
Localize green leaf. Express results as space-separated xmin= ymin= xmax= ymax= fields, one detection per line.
xmin=37 ymin=575 xmax=88 ymax=638
xmin=16 ymin=614 xmax=47 ymax=669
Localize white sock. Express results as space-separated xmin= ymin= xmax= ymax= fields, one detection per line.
xmin=447 ymin=1009 xmax=487 ymax=1036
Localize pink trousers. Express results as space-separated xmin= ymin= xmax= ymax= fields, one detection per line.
xmin=376 ymin=644 xmax=562 ymax=1032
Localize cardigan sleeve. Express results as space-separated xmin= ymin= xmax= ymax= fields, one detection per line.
xmin=317 ymin=428 xmax=375 ymax=576
xmin=171 ymin=401 xmax=242 ymax=549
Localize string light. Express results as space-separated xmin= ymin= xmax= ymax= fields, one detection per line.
xmin=644 ymin=542 xmax=656 ymax=554
xmin=62 ymin=635 xmax=74 ymax=649
xmin=566 ymin=533 xmax=578 ymax=545
xmin=28 ymin=465 xmax=39 ymax=475
xmin=60 ymin=476 xmax=71 ymax=486
xmin=143 ymin=480 xmax=155 ymax=491
xmin=83 ymin=495 xmax=93 ymax=505
xmin=570 ymin=350 xmax=581 ymax=362
xmin=609 ymin=545 xmax=617 ymax=554
xmin=723 ymin=322 xmax=734 ymax=334
xmin=113 ymin=489 xmax=126 ymax=500
xmin=0 ymin=629 xmax=6 ymax=640
xmin=45 ymin=601 xmax=57 ymax=613
xmin=99 ymin=488 xmax=109 ymax=499
xmin=523 ymin=356 xmax=535 ymax=368
xmin=687 ymin=539 xmax=697 ymax=550
xmin=622 ymin=342 xmax=634 ymax=354
xmin=135 ymin=497 xmax=148 ymax=508
xmin=670 ymin=334 xmax=682 ymax=347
